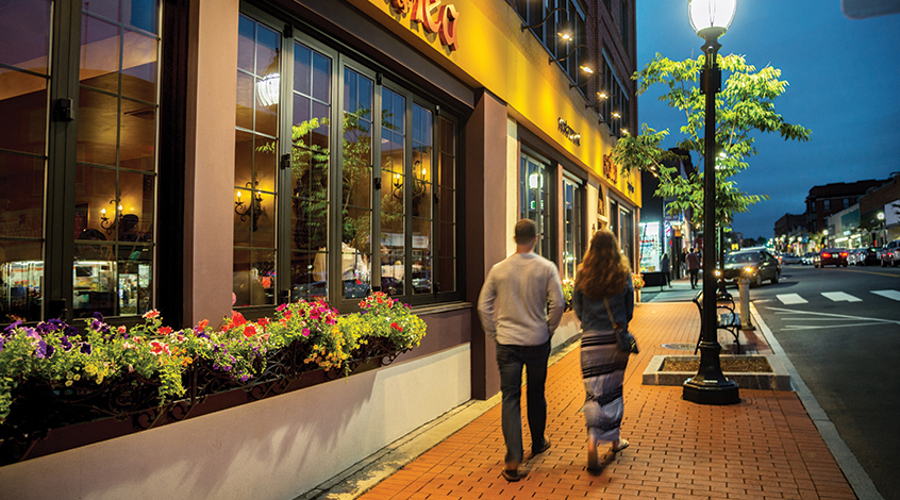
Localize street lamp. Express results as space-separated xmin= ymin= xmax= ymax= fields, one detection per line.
xmin=683 ymin=0 xmax=740 ymax=405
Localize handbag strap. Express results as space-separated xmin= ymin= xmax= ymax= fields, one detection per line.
xmin=602 ymin=297 xmax=619 ymax=331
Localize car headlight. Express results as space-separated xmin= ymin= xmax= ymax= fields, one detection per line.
xmin=743 ymin=266 xmax=755 ymax=274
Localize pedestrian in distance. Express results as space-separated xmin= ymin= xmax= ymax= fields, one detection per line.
xmin=660 ymin=253 xmax=671 ymax=289
xmin=686 ymin=247 xmax=702 ymax=289
xmin=572 ymin=229 xmax=636 ymax=473
xmin=477 ymin=219 xmax=565 ymax=482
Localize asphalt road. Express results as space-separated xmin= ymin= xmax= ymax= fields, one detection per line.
xmin=750 ymin=264 xmax=900 ymax=500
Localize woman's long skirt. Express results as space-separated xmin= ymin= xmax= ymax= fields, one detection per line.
xmin=580 ymin=329 xmax=630 ymax=443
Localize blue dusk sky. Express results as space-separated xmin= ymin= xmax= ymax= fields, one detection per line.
xmin=636 ymin=1 xmax=900 ymax=240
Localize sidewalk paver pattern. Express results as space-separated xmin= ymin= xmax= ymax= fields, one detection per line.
xmin=357 ymin=302 xmax=856 ymax=499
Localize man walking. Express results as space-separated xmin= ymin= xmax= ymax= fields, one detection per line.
xmin=686 ymin=247 xmax=702 ymax=289
xmin=477 ymin=219 xmax=565 ymax=482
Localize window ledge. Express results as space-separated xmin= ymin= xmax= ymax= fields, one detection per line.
xmin=409 ymin=301 xmax=472 ymax=316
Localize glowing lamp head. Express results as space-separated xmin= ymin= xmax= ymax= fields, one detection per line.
xmin=688 ymin=0 xmax=736 ymax=39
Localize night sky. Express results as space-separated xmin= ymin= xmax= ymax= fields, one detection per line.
xmin=636 ymin=1 xmax=900 ymax=240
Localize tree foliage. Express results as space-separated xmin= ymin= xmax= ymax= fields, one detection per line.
xmin=613 ymin=53 xmax=811 ymax=229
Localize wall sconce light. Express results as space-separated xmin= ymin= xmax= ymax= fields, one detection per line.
xmin=235 ymin=181 xmax=264 ymax=231
xmin=391 ymin=172 xmax=403 ymax=202
xmin=599 ymin=111 xmax=621 ymax=125
xmin=585 ymin=91 xmax=609 ymax=110
xmin=100 ymin=199 xmax=123 ymax=235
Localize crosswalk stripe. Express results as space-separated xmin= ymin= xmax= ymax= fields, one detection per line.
xmin=872 ymin=290 xmax=900 ymax=301
xmin=777 ymin=293 xmax=807 ymax=305
xmin=821 ymin=292 xmax=862 ymax=302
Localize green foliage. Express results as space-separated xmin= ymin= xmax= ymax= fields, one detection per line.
xmin=0 ymin=298 xmax=427 ymax=424
xmin=613 ymin=53 xmax=811 ymax=229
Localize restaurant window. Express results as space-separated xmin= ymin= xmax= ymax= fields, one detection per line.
xmin=601 ymin=49 xmax=630 ymax=135
xmin=562 ymin=176 xmax=584 ymax=280
xmin=233 ymin=9 xmax=458 ymax=310
xmin=1 ymin=0 xmax=161 ymax=324
xmin=620 ymin=206 xmax=634 ymax=265
xmin=519 ymin=0 xmax=587 ymax=87
xmin=520 ymin=154 xmax=552 ymax=259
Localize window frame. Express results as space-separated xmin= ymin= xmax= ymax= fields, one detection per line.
xmin=233 ymin=10 xmax=460 ymax=314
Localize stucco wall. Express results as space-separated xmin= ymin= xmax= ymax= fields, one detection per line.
xmin=0 ymin=345 xmax=471 ymax=500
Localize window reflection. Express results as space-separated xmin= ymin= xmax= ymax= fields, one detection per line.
xmin=70 ymin=0 xmax=159 ymax=319
xmin=290 ymin=41 xmax=331 ymax=302
xmin=381 ymin=88 xmax=405 ymax=297
xmin=341 ymin=68 xmax=373 ymax=299
xmin=233 ymin=14 xmax=279 ymax=307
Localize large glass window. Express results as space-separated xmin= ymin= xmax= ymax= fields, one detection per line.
xmin=519 ymin=0 xmax=587 ymax=86
xmin=562 ymin=177 xmax=584 ymax=280
xmin=289 ymin=40 xmax=331 ymax=302
xmin=520 ymin=155 xmax=552 ymax=259
xmin=0 ymin=0 xmax=51 ymax=323
xmin=601 ymin=50 xmax=629 ymax=136
xmin=234 ymin=15 xmax=279 ymax=307
xmin=1 ymin=0 xmax=161 ymax=324
xmin=233 ymin=10 xmax=458 ymax=309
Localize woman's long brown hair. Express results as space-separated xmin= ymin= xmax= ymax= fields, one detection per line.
xmin=575 ymin=229 xmax=632 ymax=299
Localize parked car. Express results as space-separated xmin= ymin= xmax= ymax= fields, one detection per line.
xmin=853 ymin=247 xmax=879 ymax=266
xmin=781 ymin=253 xmax=802 ymax=265
xmin=881 ymin=240 xmax=900 ymax=267
xmin=817 ymin=248 xmax=848 ymax=267
xmin=721 ymin=248 xmax=781 ymax=287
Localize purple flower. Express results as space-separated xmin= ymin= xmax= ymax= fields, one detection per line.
xmin=60 ymin=335 xmax=74 ymax=351
xmin=0 ymin=337 xmax=5 ymax=354
xmin=34 ymin=339 xmax=50 ymax=359
xmin=37 ymin=318 xmax=64 ymax=334
xmin=80 ymin=342 xmax=92 ymax=355
xmin=3 ymin=320 xmax=22 ymax=334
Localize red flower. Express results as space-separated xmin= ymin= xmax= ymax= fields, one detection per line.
xmin=231 ymin=310 xmax=247 ymax=327
xmin=198 ymin=319 xmax=209 ymax=330
xmin=243 ymin=325 xmax=257 ymax=338
xmin=390 ymin=322 xmax=403 ymax=332
xmin=149 ymin=340 xmax=170 ymax=355
xmin=143 ymin=310 xmax=160 ymax=319
xmin=158 ymin=326 xmax=173 ymax=335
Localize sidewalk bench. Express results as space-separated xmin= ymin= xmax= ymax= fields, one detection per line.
xmin=692 ymin=290 xmax=741 ymax=354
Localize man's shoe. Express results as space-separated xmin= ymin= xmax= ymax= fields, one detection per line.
xmin=532 ymin=438 xmax=551 ymax=456
xmin=501 ymin=468 xmax=522 ymax=482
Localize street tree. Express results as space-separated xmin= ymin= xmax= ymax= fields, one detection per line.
xmin=613 ymin=53 xmax=811 ymax=230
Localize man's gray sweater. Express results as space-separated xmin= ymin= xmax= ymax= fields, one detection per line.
xmin=477 ymin=252 xmax=565 ymax=346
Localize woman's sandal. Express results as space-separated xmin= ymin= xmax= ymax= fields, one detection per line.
xmin=611 ymin=438 xmax=630 ymax=453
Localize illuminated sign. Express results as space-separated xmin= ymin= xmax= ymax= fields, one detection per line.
xmin=557 ymin=118 xmax=581 ymax=146
xmin=602 ymin=153 xmax=617 ymax=184
xmin=391 ymin=0 xmax=460 ymax=51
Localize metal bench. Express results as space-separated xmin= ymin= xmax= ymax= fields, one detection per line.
xmin=692 ymin=290 xmax=741 ymax=354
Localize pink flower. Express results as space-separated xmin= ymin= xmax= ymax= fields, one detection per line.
xmin=276 ymin=303 xmax=288 ymax=312
xmin=301 ymin=328 xmax=310 ymax=337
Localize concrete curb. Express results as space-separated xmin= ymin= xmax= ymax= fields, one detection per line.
xmin=750 ymin=302 xmax=884 ymax=500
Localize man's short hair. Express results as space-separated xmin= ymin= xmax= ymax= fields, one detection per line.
xmin=514 ymin=219 xmax=537 ymax=245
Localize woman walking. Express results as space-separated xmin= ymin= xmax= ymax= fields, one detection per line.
xmin=572 ymin=229 xmax=635 ymax=471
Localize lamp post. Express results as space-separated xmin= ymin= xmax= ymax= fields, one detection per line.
xmin=683 ymin=0 xmax=740 ymax=405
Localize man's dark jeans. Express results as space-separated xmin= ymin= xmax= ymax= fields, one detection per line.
xmin=496 ymin=340 xmax=551 ymax=464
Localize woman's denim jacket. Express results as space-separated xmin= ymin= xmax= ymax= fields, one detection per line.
xmin=572 ymin=279 xmax=635 ymax=332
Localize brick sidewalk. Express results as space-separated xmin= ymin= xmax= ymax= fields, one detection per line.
xmin=355 ymin=302 xmax=857 ymax=500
